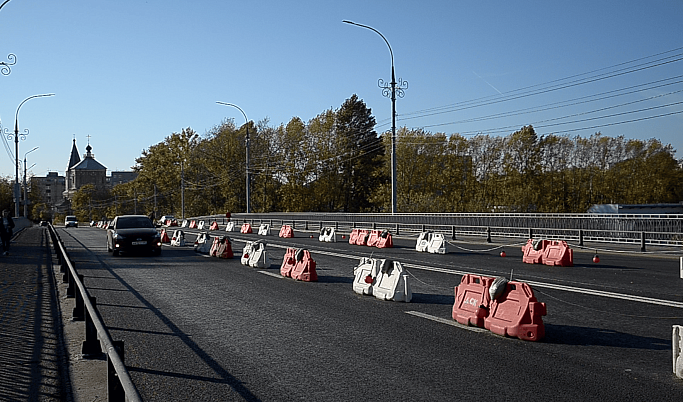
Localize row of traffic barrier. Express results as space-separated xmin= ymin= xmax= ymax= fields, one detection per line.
xmin=348 ymin=229 xmax=393 ymax=248
xmin=521 ymin=239 xmax=574 ymax=267
xmin=319 ymin=227 xmax=337 ymax=242
xmin=168 ymin=223 xmax=549 ymax=342
xmin=452 ymin=274 xmax=547 ymax=341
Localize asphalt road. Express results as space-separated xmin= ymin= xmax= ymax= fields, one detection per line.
xmin=57 ymin=226 xmax=683 ymax=401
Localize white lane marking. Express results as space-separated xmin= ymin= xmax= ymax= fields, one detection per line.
xmin=192 ymin=231 xmax=683 ymax=309
xmin=405 ymin=311 xmax=488 ymax=333
xmin=258 ymin=271 xmax=284 ymax=279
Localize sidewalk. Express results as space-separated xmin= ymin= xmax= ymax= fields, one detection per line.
xmin=0 ymin=225 xmax=71 ymax=401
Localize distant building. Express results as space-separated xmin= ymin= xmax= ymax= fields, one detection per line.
xmin=588 ymin=203 xmax=683 ymax=214
xmin=109 ymin=171 xmax=138 ymax=186
xmin=32 ymin=171 xmax=66 ymax=209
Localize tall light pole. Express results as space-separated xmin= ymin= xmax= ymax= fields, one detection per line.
xmin=23 ymin=146 xmax=38 ymax=217
xmin=343 ymin=20 xmax=407 ymax=214
xmin=4 ymin=93 xmax=55 ymax=217
xmin=0 ymin=0 xmax=17 ymax=77
xmin=216 ymin=101 xmax=251 ymax=213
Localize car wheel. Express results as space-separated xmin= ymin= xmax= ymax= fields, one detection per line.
xmin=112 ymin=249 xmax=119 ymax=256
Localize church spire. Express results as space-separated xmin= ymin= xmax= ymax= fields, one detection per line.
xmin=67 ymin=138 xmax=80 ymax=170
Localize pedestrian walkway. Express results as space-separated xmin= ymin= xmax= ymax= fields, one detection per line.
xmin=0 ymin=226 xmax=70 ymax=401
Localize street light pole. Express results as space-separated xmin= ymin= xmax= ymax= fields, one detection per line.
xmin=343 ymin=20 xmax=407 ymax=214
xmin=4 ymin=93 xmax=55 ymax=218
xmin=216 ymin=101 xmax=250 ymax=213
xmin=23 ymin=146 xmax=38 ymax=217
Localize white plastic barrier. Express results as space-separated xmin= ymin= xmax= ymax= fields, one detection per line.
xmin=258 ymin=224 xmax=271 ymax=236
xmin=198 ymin=220 xmax=206 ymax=230
xmin=225 ymin=221 xmax=236 ymax=232
xmin=373 ymin=260 xmax=412 ymax=302
xmin=194 ymin=232 xmax=212 ymax=254
xmin=181 ymin=219 xmax=188 ymax=228
xmin=416 ymin=231 xmax=432 ymax=252
xmin=427 ymin=233 xmax=448 ymax=254
xmin=352 ymin=257 xmax=382 ymax=295
xmin=675 ymin=325 xmax=683 ymax=379
xmin=318 ymin=227 xmax=337 ymax=242
xmin=170 ymin=230 xmax=186 ymax=247
xmin=240 ymin=241 xmax=254 ymax=265
xmin=248 ymin=240 xmax=272 ymax=268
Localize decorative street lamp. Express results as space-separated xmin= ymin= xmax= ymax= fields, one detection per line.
xmin=216 ymin=101 xmax=251 ymax=213
xmin=0 ymin=1 xmax=17 ymax=76
xmin=23 ymin=146 xmax=38 ymax=217
xmin=343 ymin=20 xmax=408 ymax=214
xmin=4 ymin=93 xmax=55 ymax=217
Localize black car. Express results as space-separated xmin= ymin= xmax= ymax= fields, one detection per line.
xmin=106 ymin=215 xmax=162 ymax=256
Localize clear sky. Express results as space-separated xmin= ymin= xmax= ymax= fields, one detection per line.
xmin=1 ymin=0 xmax=682 ymax=180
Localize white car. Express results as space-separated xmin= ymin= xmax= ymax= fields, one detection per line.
xmin=65 ymin=215 xmax=78 ymax=227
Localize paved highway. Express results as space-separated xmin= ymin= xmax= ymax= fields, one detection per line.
xmin=57 ymin=226 xmax=683 ymax=401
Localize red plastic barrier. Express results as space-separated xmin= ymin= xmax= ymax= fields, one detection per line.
xmin=280 ymin=247 xmax=298 ymax=277
xmin=355 ymin=229 xmax=370 ymax=246
xmin=160 ymin=229 xmax=170 ymax=244
xmin=376 ymin=230 xmax=393 ymax=248
xmin=484 ymin=281 xmax=547 ymax=341
xmin=349 ymin=229 xmax=360 ymax=245
xmin=290 ymin=249 xmax=317 ymax=282
xmin=240 ymin=223 xmax=253 ymax=234
xmin=521 ymin=239 xmax=549 ymax=264
xmin=542 ymin=240 xmax=573 ymax=267
xmin=452 ymin=274 xmax=495 ymax=328
xmin=279 ymin=225 xmax=294 ymax=238
xmin=216 ymin=236 xmax=233 ymax=259
xmin=209 ymin=221 xmax=219 ymax=231
xmin=366 ymin=230 xmax=381 ymax=247
xmin=189 ymin=220 xmax=198 ymax=229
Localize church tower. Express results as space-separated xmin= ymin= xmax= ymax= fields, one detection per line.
xmin=63 ymin=138 xmax=107 ymax=200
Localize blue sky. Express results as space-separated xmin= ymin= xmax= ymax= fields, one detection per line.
xmin=1 ymin=0 xmax=682 ymax=179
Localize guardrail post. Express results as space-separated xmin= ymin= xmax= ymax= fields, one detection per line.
xmin=335 ymin=221 xmax=339 ymax=230
xmin=486 ymin=227 xmax=492 ymax=243
xmin=66 ymin=269 xmax=75 ymax=298
xmin=108 ymin=341 xmax=126 ymax=402
xmin=82 ymin=296 xmax=103 ymax=357
xmin=579 ymin=229 xmax=584 ymax=247
xmin=421 ymin=224 xmax=425 ymax=232
xmin=305 ymin=221 xmax=309 ymax=230
xmin=395 ymin=223 xmax=399 ymax=236
xmin=372 ymin=222 xmax=377 ymax=230
xmin=72 ymin=274 xmax=85 ymax=321
xmin=451 ymin=226 xmax=456 ymax=240
xmin=319 ymin=221 xmax=323 ymax=230
xmin=528 ymin=228 xmax=533 ymax=239
xmin=641 ymin=231 xmax=646 ymax=252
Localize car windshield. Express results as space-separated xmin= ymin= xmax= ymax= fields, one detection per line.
xmin=116 ymin=217 xmax=154 ymax=229
xmin=66 ymin=216 xmax=77 ymax=221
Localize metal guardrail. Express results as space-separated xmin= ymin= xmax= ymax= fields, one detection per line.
xmin=47 ymin=224 xmax=142 ymax=402
xmin=182 ymin=212 xmax=683 ymax=250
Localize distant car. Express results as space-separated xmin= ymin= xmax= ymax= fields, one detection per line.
xmin=65 ymin=215 xmax=78 ymax=227
xmin=106 ymin=215 xmax=162 ymax=256
xmin=40 ymin=220 xmax=48 ymax=227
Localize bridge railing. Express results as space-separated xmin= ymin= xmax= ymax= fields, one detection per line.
xmin=47 ymin=224 xmax=142 ymax=402
xmin=188 ymin=212 xmax=683 ymax=249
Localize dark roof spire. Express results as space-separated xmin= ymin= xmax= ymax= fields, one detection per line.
xmin=67 ymin=138 xmax=80 ymax=170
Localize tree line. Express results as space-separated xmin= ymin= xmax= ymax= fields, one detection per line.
xmin=43 ymin=94 xmax=682 ymax=221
